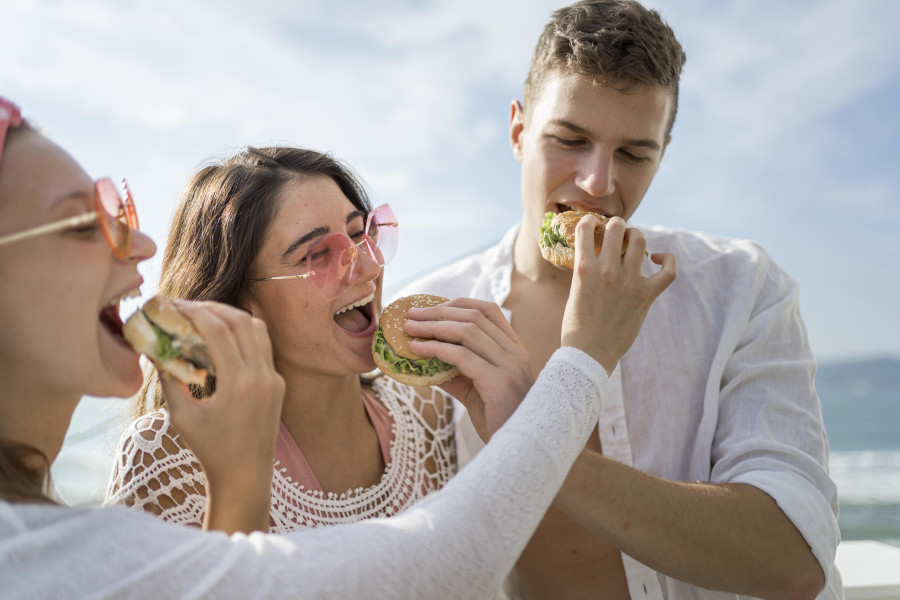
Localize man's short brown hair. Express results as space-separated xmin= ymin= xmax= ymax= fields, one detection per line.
xmin=524 ymin=0 xmax=686 ymax=136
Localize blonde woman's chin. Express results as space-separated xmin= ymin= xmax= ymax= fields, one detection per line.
xmin=95 ymin=322 xmax=145 ymax=399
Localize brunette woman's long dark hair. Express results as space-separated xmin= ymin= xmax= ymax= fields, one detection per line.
xmin=133 ymin=146 xmax=372 ymax=420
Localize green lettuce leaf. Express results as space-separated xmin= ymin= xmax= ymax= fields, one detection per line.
xmin=374 ymin=326 xmax=455 ymax=376
xmin=539 ymin=212 xmax=569 ymax=249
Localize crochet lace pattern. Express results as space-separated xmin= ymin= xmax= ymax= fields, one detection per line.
xmin=104 ymin=376 xmax=456 ymax=532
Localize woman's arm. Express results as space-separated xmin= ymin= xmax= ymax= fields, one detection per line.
xmin=4 ymin=347 xmax=606 ymax=600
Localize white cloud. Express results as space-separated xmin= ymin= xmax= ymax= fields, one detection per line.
xmin=2 ymin=0 xmax=899 ymax=358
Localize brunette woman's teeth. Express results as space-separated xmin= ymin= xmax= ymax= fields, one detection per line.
xmin=335 ymin=292 xmax=375 ymax=315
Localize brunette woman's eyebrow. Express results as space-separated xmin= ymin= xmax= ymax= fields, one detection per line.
xmin=280 ymin=210 xmax=365 ymax=259
xmin=282 ymin=226 xmax=329 ymax=260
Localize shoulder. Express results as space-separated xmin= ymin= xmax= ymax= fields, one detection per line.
xmin=642 ymin=225 xmax=790 ymax=291
xmin=643 ymin=225 xmax=772 ymax=266
xmin=393 ymin=225 xmax=517 ymax=301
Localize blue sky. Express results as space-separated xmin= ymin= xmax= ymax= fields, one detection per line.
xmin=2 ymin=0 xmax=898 ymax=361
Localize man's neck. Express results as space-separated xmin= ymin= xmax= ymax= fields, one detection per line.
xmin=512 ymin=222 xmax=575 ymax=290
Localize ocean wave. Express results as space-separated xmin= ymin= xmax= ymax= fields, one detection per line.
xmin=830 ymin=449 xmax=900 ymax=504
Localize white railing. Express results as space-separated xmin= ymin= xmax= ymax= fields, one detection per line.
xmin=836 ymin=541 xmax=900 ymax=599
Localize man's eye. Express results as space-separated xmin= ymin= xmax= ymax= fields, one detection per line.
xmin=619 ymin=149 xmax=651 ymax=164
xmin=551 ymin=136 xmax=583 ymax=148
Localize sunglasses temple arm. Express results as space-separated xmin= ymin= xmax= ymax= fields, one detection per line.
xmin=252 ymin=273 xmax=315 ymax=282
xmin=0 ymin=213 xmax=98 ymax=247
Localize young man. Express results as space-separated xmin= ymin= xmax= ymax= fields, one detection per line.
xmin=399 ymin=1 xmax=842 ymax=599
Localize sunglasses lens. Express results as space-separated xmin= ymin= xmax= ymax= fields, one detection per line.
xmin=366 ymin=205 xmax=398 ymax=266
xmin=306 ymin=233 xmax=354 ymax=293
xmin=95 ymin=178 xmax=133 ymax=258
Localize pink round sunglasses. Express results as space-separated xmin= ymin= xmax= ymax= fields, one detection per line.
xmin=252 ymin=203 xmax=398 ymax=297
xmin=0 ymin=97 xmax=140 ymax=258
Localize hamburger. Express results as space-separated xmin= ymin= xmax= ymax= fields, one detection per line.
xmin=539 ymin=210 xmax=624 ymax=269
xmin=123 ymin=296 xmax=214 ymax=385
xmin=539 ymin=210 xmax=646 ymax=269
xmin=372 ymin=294 xmax=459 ymax=386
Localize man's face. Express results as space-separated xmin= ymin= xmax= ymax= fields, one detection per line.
xmin=511 ymin=71 xmax=673 ymax=234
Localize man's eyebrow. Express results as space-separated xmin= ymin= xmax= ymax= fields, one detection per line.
xmin=548 ymin=119 xmax=661 ymax=151
xmin=280 ymin=210 xmax=367 ymax=260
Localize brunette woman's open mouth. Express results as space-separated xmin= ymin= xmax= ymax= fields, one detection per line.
xmin=334 ymin=291 xmax=377 ymax=337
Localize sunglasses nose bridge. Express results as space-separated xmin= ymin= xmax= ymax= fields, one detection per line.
xmin=339 ymin=238 xmax=381 ymax=284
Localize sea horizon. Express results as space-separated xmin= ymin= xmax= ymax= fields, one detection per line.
xmin=53 ymin=355 xmax=900 ymax=548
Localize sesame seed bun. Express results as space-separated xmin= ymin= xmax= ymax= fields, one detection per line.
xmin=372 ymin=294 xmax=459 ymax=386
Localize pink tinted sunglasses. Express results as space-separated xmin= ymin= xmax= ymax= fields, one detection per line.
xmin=252 ymin=203 xmax=398 ymax=296
xmin=0 ymin=178 xmax=140 ymax=258
xmin=0 ymin=97 xmax=140 ymax=258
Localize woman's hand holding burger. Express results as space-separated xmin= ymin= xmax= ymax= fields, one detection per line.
xmin=158 ymin=300 xmax=285 ymax=535
xmin=561 ymin=216 xmax=677 ymax=375
xmin=400 ymin=298 xmax=534 ymax=443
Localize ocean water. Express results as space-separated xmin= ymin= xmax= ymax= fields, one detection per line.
xmin=53 ymin=359 xmax=900 ymax=548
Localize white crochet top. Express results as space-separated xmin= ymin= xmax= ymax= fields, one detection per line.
xmin=104 ymin=376 xmax=456 ymax=531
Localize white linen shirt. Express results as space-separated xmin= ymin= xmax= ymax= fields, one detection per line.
xmin=398 ymin=223 xmax=844 ymax=600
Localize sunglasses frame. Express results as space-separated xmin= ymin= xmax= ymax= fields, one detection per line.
xmin=0 ymin=178 xmax=140 ymax=258
xmin=252 ymin=203 xmax=398 ymax=292
xmin=0 ymin=96 xmax=23 ymax=167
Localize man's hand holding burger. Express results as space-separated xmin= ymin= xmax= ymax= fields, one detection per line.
xmin=561 ymin=215 xmax=677 ymax=375
xmin=399 ymin=298 xmax=534 ymax=443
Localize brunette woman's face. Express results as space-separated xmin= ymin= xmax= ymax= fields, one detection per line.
xmin=0 ymin=132 xmax=156 ymax=400
xmin=247 ymin=176 xmax=383 ymax=378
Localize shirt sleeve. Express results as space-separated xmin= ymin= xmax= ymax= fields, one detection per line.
xmin=709 ymin=255 xmax=841 ymax=588
xmin=2 ymin=347 xmax=607 ymax=600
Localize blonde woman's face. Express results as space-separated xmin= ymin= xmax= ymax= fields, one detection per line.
xmin=0 ymin=132 xmax=156 ymax=401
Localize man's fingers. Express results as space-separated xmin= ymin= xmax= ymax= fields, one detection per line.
xmin=622 ymin=227 xmax=647 ymax=269
xmin=647 ymin=252 xmax=678 ymax=296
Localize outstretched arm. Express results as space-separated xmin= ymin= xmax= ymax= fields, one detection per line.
xmin=553 ymin=220 xmax=830 ymax=600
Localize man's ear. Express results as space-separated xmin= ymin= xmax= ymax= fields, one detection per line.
xmin=509 ymin=100 xmax=526 ymax=162
xmin=660 ymin=134 xmax=672 ymax=161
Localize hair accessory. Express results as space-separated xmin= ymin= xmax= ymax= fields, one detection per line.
xmin=0 ymin=96 xmax=24 ymax=167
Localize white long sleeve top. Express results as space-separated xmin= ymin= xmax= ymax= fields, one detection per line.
xmin=398 ymin=224 xmax=844 ymax=600
xmin=0 ymin=347 xmax=605 ymax=600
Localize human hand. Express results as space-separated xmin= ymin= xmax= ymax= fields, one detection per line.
xmin=561 ymin=216 xmax=676 ymax=376
xmin=403 ymin=298 xmax=533 ymax=441
xmin=160 ymin=300 xmax=285 ymax=533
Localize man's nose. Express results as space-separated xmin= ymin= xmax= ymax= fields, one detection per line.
xmin=574 ymin=149 xmax=615 ymax=198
